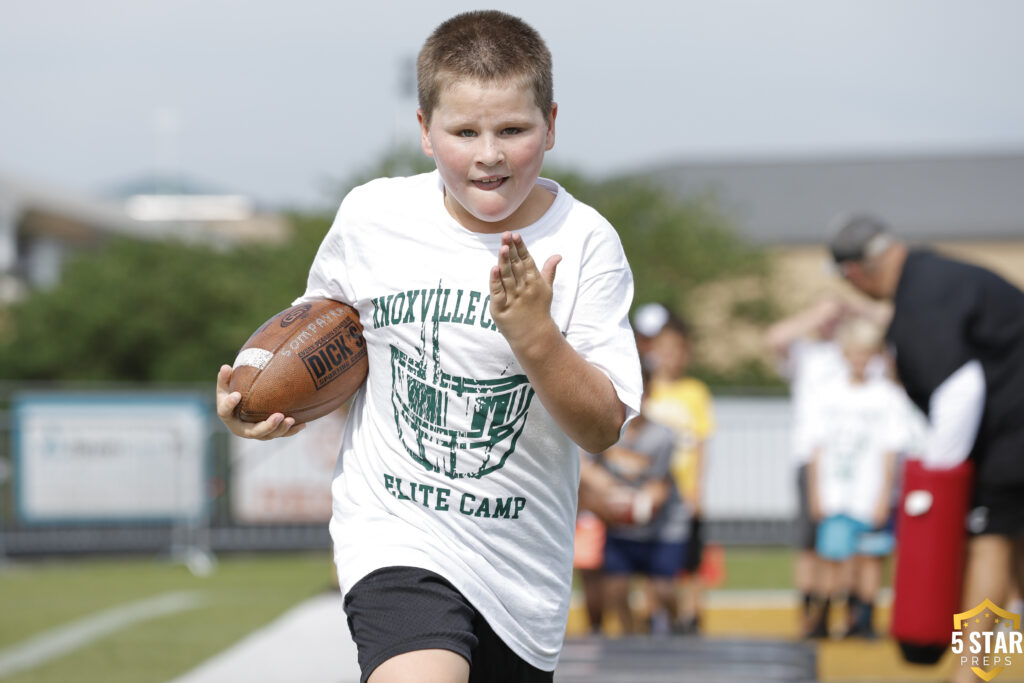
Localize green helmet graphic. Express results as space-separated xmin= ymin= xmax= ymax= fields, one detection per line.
xmin=390 ymin=293 xmax=534 ymax=479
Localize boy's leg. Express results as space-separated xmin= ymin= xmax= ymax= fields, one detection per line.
xmin=678 ymin=517 xmax=704 ymax=633
xmin=370 ymin=651 xmax=469 ymax=683
xmin=602 ymin=535 xmax=641 ymax=634
xmin=793 ymin=465 xmax=821 ymax=626
xmin=649 ymin=577 xmax=677 ymax=619
xmin=648 ymin=539 xmax=686 ymax=634
xmin=344 ymin=567 xmax=477 ymax=683
xmin=845 ymin=555 xmax=882 ymax=638
xmin=855 ymin=555 xmax=882 ymax=604
xmin=579 ymin=568 xmax=605 ymax=633
xmin=805 ymin=516 xmax=854 ymax=638
xmin=802 ymin=560 xmax=835 ymax=639
xmin=603 ymin=574 xmax=634 ymax=634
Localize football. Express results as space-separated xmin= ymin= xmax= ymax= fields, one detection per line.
xmin=229 ymin=299 xmax=368 ymax=423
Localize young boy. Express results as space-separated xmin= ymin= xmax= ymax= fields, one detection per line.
xmin=806 ymin=317 xmax=908 ymax=639
xmin=633 ymin=303 xmax=714 ymax=634
xmin=764 ymin=295 xmax=890 ymax=636
xmin=580 ymin=367 xmax=688 ymax=635
xmin=216 ymin=10 xmax=641 ymax=683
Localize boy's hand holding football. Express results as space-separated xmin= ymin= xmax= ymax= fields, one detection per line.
xmin=216 ymin=365 xmax=306 ymax=440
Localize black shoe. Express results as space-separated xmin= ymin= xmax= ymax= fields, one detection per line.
xmin=803 ymin=619 xmax=829 ymax=640
xmin=670 ymin=616 xmax=699 ymax=636
xmin=802 ymin=595 xmax=831 ymax=640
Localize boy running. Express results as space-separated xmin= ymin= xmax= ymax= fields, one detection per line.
xmin=216 ymin=11 xmax=641 ymax=683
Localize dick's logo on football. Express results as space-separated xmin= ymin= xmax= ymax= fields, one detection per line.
xmin=300 ymin=323 xmax=366 ymax=389
xmin=951 ymin=599 xmax=1022 ymax=681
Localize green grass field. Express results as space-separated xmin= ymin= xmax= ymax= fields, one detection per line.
xmin=0 ymin=547 xmax=797 ymax=682
xmin=0 ymin=552 xmax=334 ymax=683
xmin=0 ymin=546 xmax=848 ymax=683
xmin=717 ymin=545 xmax=794 ymax=590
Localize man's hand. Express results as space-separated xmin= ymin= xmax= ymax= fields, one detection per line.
xmin=216 ymin=365 xmax=306 ymax=440
xmin=489 ymin=231 xmax=562 ymax=351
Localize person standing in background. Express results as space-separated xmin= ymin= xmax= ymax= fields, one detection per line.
xmin=830 ymin=215 xmax=1024 ymax=683
xmin=806 ymin=317 xmax=908 ymax=639
xmin=634 ymin=303 xmax=715 ymax=635
xmin=581 ymin=366 xmax=688 ymax=636
xmin=765 ymin=295 xmax=889 ymax=637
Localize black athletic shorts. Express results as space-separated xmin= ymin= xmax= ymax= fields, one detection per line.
xmin=795 ymin=464 xmax=817 ymax=551
xmin=968 ymin=482 xmax=1024 ymax=537
xmin=343 ymin=566 xmax=554 ymax=683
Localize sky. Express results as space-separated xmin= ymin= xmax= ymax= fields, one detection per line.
xmin=2 ymin=0 xmax=1023 ymax=210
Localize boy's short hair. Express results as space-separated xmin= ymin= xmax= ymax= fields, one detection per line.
xmin=417 ymin=10 xmax=554 ymax=124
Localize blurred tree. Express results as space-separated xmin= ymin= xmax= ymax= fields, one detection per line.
xmin=0 ymin=216 xmax=329 ymax=382
xmin=565 ymin=175 xmax=765 ymax=319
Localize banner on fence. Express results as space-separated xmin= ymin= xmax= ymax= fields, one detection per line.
xmin=230 ymin=408 xmax=346 ymax=523
xmin=13 ymin=393 xmax=209 ymax=523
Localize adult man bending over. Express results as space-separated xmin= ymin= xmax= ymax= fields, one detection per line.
xmin=830 ymin=215 xmax=1024 ymax=682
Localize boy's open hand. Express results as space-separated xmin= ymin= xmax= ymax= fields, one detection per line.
xmin=216 ymin=364 xmax=306 ymax=440
xmin=489 ymin=232 xmax=562 ymax=349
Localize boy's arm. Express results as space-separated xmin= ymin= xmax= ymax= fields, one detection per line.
xmin=807 ymin=446 xmax=823 ymax=521
xmin=874 ymin=450 xmax=898 ymax=527
xmin=691 ymin=440 xmax=707 ymax=516
xmin=642 ymin=478 xmax=671 ymax=510
xmin=764 ymin=296 xmax=846 ymax=360
xmin=490 ymin=232 xmax=627 ymax=453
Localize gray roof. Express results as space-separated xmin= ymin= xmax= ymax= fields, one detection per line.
xmin=0 ymin=169 xmax=284 ymax=246
xmin=0 ymin=169 xmax=152 ymax=239
xmin=641 ymin=150 xmax=1024 ymax=244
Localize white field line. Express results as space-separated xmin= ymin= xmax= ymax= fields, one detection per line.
xmin=0 ymin=590 xmax=206 ymax=678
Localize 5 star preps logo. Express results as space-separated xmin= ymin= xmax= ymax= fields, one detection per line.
xmin=952 ymin=599 xmax=1023 ymax=681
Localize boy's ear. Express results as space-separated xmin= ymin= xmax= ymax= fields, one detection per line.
xmin=545 ymin=103 xmax=558 ymax=151
xmin=417 ymin=109 xmax=435 ymax=158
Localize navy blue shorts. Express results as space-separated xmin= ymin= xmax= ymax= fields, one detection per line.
xmin=603 ymin=535 xmax=687 ymax=578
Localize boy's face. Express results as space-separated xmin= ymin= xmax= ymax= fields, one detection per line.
xmin=418 ymin=78 xmax=556 ymax=233
xmin=843 ymin=344 xmax=875 ymax=378
xmin=651 ymin=328 xmax=690 ymax=377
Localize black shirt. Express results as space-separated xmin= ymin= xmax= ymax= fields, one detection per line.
xmin=888 ymin=249 xmax=1024 ymax=485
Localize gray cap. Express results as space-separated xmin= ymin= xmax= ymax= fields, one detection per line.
xmin=829 ymin=214 xmax=892 ymax=264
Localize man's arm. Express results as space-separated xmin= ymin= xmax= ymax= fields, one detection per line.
xmin=764 ymin=296 xmax=845 ymax=360
xmin=923 ymin=360 xmax=986 ymax=469
xmin=489 ymin=232 xmax=627 ymax=453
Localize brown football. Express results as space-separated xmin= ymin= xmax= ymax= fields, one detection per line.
xmin=229 ymin=299 xmax=368 ymax=423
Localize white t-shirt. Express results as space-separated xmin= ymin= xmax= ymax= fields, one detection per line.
xmin=297 ymin=171 xmax=642 ymax=671
xmin=808 ymin=377 xmax=913 ymax=524
xmin=784 ymin=339 xmax=887 ymax=466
